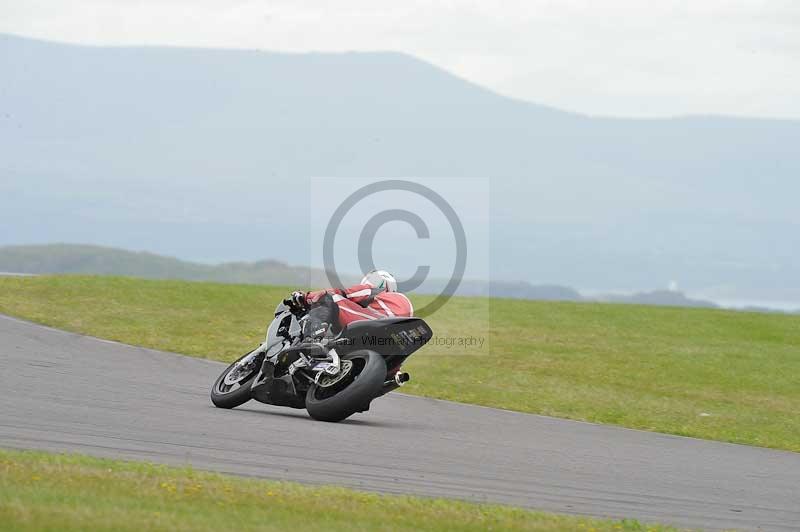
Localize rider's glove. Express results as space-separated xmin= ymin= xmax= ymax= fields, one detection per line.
xmin=284 ymin=291 xmax=308 ymax=313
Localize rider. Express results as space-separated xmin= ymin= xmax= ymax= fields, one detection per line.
xmin=285 ymin=270 xmax=413 ymax=342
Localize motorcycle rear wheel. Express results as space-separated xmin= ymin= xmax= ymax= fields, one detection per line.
xmin=305 ymin=350 xmax=386 ymax=422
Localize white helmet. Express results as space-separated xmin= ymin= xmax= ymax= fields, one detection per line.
xmin=361 ymin=269 xmax=397 ymax=292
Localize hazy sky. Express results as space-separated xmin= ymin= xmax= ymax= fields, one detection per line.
xmin=3 ymin=0 xmax=799 ymax=118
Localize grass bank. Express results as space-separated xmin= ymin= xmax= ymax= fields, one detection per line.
xmin=0 ymin=449 xmax=676 ymax=531
xmin=1 ymin=275 xmax=798 ymax=451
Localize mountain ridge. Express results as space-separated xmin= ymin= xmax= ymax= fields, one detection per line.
xmin=2 ymin=33 xmax=798 ymax=300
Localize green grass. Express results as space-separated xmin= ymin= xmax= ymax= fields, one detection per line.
xmin=0 ymin=449 xmax=678 ymax=531
xmin=1 ymin=275 xmax=799 ymax=451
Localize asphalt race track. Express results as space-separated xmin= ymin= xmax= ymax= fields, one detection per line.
xmin=1 ymin=314 xmax=798 ymax=530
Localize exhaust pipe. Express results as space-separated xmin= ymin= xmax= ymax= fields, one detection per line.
xmin=379 ymin=371 xmax=411 ymax=396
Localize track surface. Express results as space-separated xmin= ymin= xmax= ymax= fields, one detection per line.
xmin=1 ymin=315 xmax=798 ymax=530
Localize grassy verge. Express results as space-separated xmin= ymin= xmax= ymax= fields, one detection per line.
xmin=0 ymin=449 xmax=677 ymax=531
xmin=1 ymin=275 xmax=799 ymax=451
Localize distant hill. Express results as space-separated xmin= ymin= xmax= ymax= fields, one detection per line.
xmin=0 ymin=243 xmax=583 ymax=302
xmin=0 ymin=244 xmax=728 ymax=309
xmin=0 ymin=244 xmax=334 ymax=287
xmin=2 ymin=34 xmax=798 ymax=301
xmin=597 ymin=290 xmax=717 ymax=309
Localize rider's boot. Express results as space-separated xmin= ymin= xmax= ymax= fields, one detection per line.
xmin=300 ymin=293 xmax=339 ymax=343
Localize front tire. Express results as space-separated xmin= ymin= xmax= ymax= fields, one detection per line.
xmin=305 ymin=350 xmax=386 ymax=422
xmin=211 ymin=350 xmax=263 ymax=409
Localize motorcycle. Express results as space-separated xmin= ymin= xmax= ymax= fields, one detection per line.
xmin=210 ymin=299 xmax=432 ymax=422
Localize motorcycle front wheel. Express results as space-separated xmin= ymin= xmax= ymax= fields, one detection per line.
xmin=305 ymin=350 xmax=387 ymax=422
xmin=210 ymin=349 xmax=263 ymax=409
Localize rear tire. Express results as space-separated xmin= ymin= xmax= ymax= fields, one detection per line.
xmin=211 ymin=351 xmax=262 ymax=409
xmin=305 ymin=350 xmax=386 ymax=422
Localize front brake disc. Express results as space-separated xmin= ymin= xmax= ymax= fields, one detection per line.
xmin=223 ymin=356 xmax=257 ymax=385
